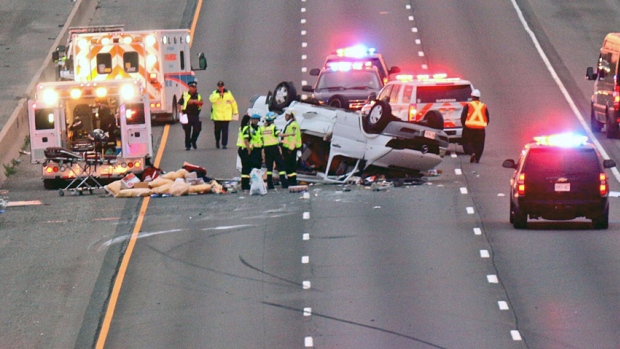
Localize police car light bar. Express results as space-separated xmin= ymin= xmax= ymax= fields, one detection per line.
xmin=533 ymin=133 xmax=588 ymax=147
xmin=335 ymin=44 xmax=376 ymax=58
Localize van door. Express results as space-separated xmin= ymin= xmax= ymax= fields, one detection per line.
xmin=119 ymin=101 xmax=153 ymax=157
xmin=29 ymin=100 xmax=64 ymax=163
xmin=593 ymin=52 xmax=613 ymax=117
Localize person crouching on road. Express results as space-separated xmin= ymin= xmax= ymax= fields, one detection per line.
xmin=178 ymin=80 xmax=204 ymax=151
xmin=209 ymin=80 xmax=239 ymax=149
xmin=236 ymin=114 xmax=253 ymax=190
xmin=279 ymin=109 xmax=302 ymax=186
xmin=460 ymin=89 xmax=489 ymax=163
xmin=249 ymin=114 xmax=263 ymax=172
xmin=260 ymin=112 xmax=288 ymax=189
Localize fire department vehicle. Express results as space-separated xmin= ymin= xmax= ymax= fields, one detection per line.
xmin=28 ymin=79 xmax=153 ymax=189
xmin=360 ymin=74 xmax=474 ymax=143
xmin=53 ymin=26 xmax=206 ymax=123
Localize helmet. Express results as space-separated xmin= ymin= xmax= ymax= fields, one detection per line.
xmin=251 ymin=113 xmax=261 ymax=119
xmin=471 ymin=89 xmax=481 ymax=98
xmin=265 ymin=111 xmax=277 ymax=122
xmin=285 ymin=109 xmax=295 ymax=117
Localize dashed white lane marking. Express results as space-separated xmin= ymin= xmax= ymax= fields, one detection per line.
xmin=466 ymin=207 xmax=474 ymax=214
xmin=301 ymin=7 xmax=306 ymax=12
xmin=406 ymin=4 xmax=411 ymax=9
xmin=415 ymin=39 xmax=421 ymax=44
xmin=480 ymin=249 xmax=490 ymax=258
xmin=301 ymin=67 xmax=307 ymax=72
xmin=421 ymin=64 xmax=428 ymax=70
xmin=511 ymin=330 xmax=522 ymax=341
xmin=301 ymin=30 xmax=307 ymax=35
xmin=303 ymin=281 xmax=311 ymax=289
xmin=302 ymin=42 xmax=307 ymax=48
xmin=302 ymin=256 xmax=309 ymax=264
xmin=305 ymin=336 xmax=314 ymax=347
xmin=455 ymin=168 xmax=462 ymax=175
xmin=412 ymin=27 xmax=418 ymax=33
xmin=487 ymin=275 xmax=499 ymax=283
xmin=498 ymin=301 xmax=509 ymax=310
xmin=450 ymin=152 xmax=457 ymax=158
xmin=408 ymin=15 xmax=414 ymax=21
xmin=301 ymin=18 xmax=306 ymax=24
xmin=302 ymin=80 xmax=308 ymax=85
xmin=302 ymin=54 xmax=307 ymax=60
xmin=303 ymin=212 xmax=310 ymax=219
xmin=473 ymin=227 xmax=482 ymax=235
xmin=417 ymin=51 xmax=424 ymax=56
xmin=303 ymin=233 xmax=309 ymax=240
xmin=460 ymin=187 xmax=468 ymax=194
xmin=303 ymin=307 xmax=312 ymax=316
xmin=303 ymin=192 xmax=310 ymax=199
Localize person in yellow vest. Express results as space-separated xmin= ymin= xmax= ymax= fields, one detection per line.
xmin=260 ymin=112 xmax=288 ymax=189
xmin=248 ymin=113 xmax=263 ymax=171
xmin=209 ymin=80 xmax=239 ymax=149
xmin=178 ymin=80 xmax=204 ymax=151
xmin=279 ymin=109 xmax=302 ymax=186
xmin=236 ymin=114 xmax=253 ymax=190
xmin=460 ymin=89 xmax=489 ymax=163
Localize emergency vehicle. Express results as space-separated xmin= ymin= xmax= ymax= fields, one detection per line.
xmin=28 ymin=79 xmax=153 ymax=189
xmin=360 ymin=74 xmax=474 ymax=143
xmin=54 ymin=26 xmax=206 ymax=123
xmin=321 ymin=44 xmax=400 ymax=84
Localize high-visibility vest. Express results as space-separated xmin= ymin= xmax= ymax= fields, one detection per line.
xmin=281 ymin=120 xmax=302 ymax=150
xmin=236 ymin=125 xmax=250 ymax=148
xmin=250 ymin=125 xmax=263 ymax=148
xmin=182 ymin=91 xmax=202 ymax=111
xmin=464 ymin=100 xmax=488 ymax=129
xmin=260 ymin=124 xmax=280 ymax=146
xmin=209 ymin=90 xmax=238 ymax=121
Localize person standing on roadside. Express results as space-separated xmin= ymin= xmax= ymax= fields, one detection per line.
xmin=279 ymin=109 xmax=302 ymax=186
xmin=209 ymin=80 xmax=239 ymax=149
xmin=178 ymin=80 xmax=204 ymax=151
xmin=260 ymin=112 xmax=288 ymax=189
xmin=248 ymin=114 xmax=263 ymax=171
xmin=236 ymin=114 xmax=253 ymax=190
xmin=460 ymin=89 xmax=489 ymax=163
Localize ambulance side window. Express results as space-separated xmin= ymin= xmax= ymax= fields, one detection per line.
xmin=124 ymin=103 xmax=146 ymax=125
xmin=403 ymin=85 xmax=414 ymax=103
xmin=123 ymin=52 xmax=139 ymax=73
xmin=389 ymin=84 xmax=401 ymax=102
xmin=96 ymin=53 xmax=113 ymax=74
xmin=377 ymin=85 xmax=392 ymax=101
xmin=180 ymin=50 xmax=185 ymax=70
xmin=34 ymin=108 xmax=55 ymax=130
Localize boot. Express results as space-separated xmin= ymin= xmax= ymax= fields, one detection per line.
xmin=267 ymin=174 xmax=275 ymax=189
xmin=288 ymin=175 xmax=297 ymax=186
xmin=241 ymin=177 xmax=250 ymax=190
xmin=280 ymin=175 xmax=289 ymax=189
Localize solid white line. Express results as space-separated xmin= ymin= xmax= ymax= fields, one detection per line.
xmin=487 ymin=275 xmax=499 ymax=283
xmin=473 ymin=227 xmax=482 ymax=235
xmin=466 ymin=207 xmax=474 ymax=214
xmin=498 ymin=301 xmax=509 ymax=310
xmin=510 ymin=0 xmax=620 ymax=182
xmin=511 ymin=330 xmax=522 ymax=341
xmin=480 ymin=249 xmax=490 ymax=258
xmin=460 ymin=187 xmax=468 ymax=194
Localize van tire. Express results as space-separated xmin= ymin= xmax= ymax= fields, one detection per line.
xmin=364 ymin=100 xmax=392 ymax=133
xmin=513 ymin=207 xmax=527 ymax=229
xmin=269 ymin=81 xmax=297 ymax=111
xmin=606 ymin=108 xmax=619 ymax=138
xmin=591 ymin=107 xmax=603 ymax=133
xmin=592 ymin=207 xmax=609 ymax=229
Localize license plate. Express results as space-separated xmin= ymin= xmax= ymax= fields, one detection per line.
xmin=424 ymin=130 xmax=436 ymax=139
xmin=555 ymin=183 xmax=570 ymax=192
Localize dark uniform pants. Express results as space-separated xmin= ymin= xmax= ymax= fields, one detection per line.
xmin=214 ymin=121 xmax=230 ymax=147
xmin=264 ymin=145 xmax=288 ymax=189
xmin=183 ymin=118 xmax=202 ymax=149
xmin=238 ymin=147 xmax=252 ymax=190
xmin=462 ymin=127 xmax=486 ymax=162
xmin=282 ymin=147 xmax=297 ymax=186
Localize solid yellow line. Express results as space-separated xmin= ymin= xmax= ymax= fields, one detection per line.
xmin=189 ymin=0 xmax=203 ymax=44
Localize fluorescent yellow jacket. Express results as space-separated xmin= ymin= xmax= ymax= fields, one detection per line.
xmin=209 ymin=89 xmax=238 ymax=121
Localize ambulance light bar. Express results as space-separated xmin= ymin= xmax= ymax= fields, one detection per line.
xmin=395 ymin=73 xmax=461 ymax=83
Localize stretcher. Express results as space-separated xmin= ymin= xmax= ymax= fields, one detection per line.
xmin=44 ymin=147 xmax=104 ymax=196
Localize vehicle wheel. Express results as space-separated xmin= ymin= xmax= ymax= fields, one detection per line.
xmin=364 ymin=100 xmax=393 ymax=133
xmin=606 ymin=108 xmax=619 ymax=138
xmin=327 ymin=95 xmax=348 ymax=109
xmin=420 ymin=110 xmax=444 ymax=130
xmin=592 ymin=206 xmax=609 ymax=229
xmin=171 ymin=96 xmax=179 ymax=124
xmin=591 ymin=106 xmax=603 ymax=133
xmin=269 ymin=81 xmax=297 ymax=111
xmin=513 ymin=207 xmax=527 ymax=229
xmin=44 ymin=179 xmax=61 ymax=190
xmin=509 ymin=200 xmax=515 ymax=224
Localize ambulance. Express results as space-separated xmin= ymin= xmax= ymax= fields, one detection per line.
xmin=28 ymin=79 xmax=153 ymax=189
xmin=54 ymin=26 xmax=206 ymax=123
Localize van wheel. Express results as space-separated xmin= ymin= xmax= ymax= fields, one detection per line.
xmin=328 ymin=95 xmax=348 ymax=109
xmin=43 ymin=179 xmax=62 ymax=190
xmin=509 ymin=201 xmax=515 ymax=224
xmin=269 ymin=81 xmax=297 ymax=111
xmin=606 ymin=108 xmax=619 ymax=138
xmin=513 ymin=207 xmax=527 ymax=229
xmin=592 ymin=206 xmax=609 ymax=229
xmin=591 ymin=107 xmax=603 ymax=133
xmin=364 ymin=100 xmax=392 ymax=133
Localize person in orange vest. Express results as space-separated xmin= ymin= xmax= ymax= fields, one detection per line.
xmin=460 ymin=89 xmax=489 ymax=163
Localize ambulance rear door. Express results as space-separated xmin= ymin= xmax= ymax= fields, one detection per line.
xmin=29 ymin=100 xmax=65 ymax=163
xmin=119 ymin=99 xmax=153 ymax=157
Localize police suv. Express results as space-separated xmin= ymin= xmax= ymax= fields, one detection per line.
xmin=502 ymin=134 xmax=616 ymax=229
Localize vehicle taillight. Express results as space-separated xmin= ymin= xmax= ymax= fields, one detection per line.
xmin=408 ymin=104 xmax=417 ymax=122
xmin=614 ymin=85 xmax=620 ymax=111
xmin=599 ymin=172 xmax=608 ymax=196
xmin=517 ymin=173 xmax=525 ymax=196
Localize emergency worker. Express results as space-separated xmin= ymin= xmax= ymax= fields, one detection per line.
xmin=209 ymin=80 xmax=239 ymax=149
xmin=460 ymin=89 xmax=489 ymax=163
xmin=249 ymin=114 xmax=263 ymax=171
xmin=236 ymin=114 xmax=253 ymax=190
xmin=260 ymin=112 xmax=288 ymax=189
xmin=279 ymin=109 xmax=302 ymax=186
xmin=178 ymin=80 xmax=204 ymax=150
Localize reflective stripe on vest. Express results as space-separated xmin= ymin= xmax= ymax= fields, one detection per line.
xmin=237 ymin=125 xmax=250 ymax=148
xmin=182 ymin=91 xmax=202 ymax=110
xmin=250 ymin=126 xmax=263 ymax=148
xmin=464 ymin=101 xmax=488 ymax=129
xmin=282 ymin=120 xmax=301 ymax=150
xmin=261 ymin=124 xmax=279 ymax=146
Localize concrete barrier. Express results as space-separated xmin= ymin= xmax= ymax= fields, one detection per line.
xmin=0 ymin=0 xmax=98 ymax=186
